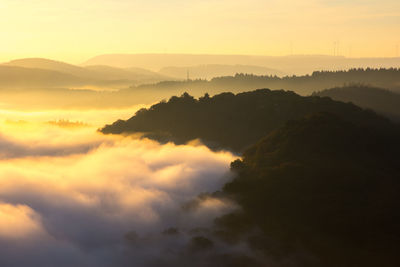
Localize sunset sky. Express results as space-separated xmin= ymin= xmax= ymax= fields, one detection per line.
xmin=0 ymin=0 xmax=399 ymax=63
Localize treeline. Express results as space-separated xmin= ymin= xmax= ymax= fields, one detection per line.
xmin=128 ymin=68 xmax=400 ymax=96
xmin=101 ymin=89 xmax=396 ymax=153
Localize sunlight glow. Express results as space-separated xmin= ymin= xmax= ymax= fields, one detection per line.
xmin=0 ymin=0 xmax=399 ymax=62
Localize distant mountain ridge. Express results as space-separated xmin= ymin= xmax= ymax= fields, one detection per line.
xmin=159 ymin=64 xmax=285 ymax=79
xmin=83 ymin=53 xmax=400 ymax=75
xmin=1 ymin=63 xmax=400 ymax=110
xmin=2 ymin=57 xmax=400 ymax=93
xmin=4 ymin=58 xmax=98 ymax=79
xmin=0 ymin=65 xmax=85 ymax=88
xmin=1 ymin=58 xmax=169 ymax=88
xmin=128 ymin=69 xmax=400 ymax=96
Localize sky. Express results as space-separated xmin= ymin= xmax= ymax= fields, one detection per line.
xmin=0 ymin=0 xmax=399 ymax=63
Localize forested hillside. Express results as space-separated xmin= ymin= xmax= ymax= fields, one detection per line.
xmin=101 ymin=89 xmax=396 ymax=152
xmin=218 ymin=113 xmax=400 ymax=267
xmin=313 ymin=85 xmax=400 ymax=120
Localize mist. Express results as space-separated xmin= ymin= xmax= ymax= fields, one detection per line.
xmin=0 ymin=112 xmax=239 ymax=267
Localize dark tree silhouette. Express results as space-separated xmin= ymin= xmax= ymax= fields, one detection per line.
xmin=218 ymin=113 xmax=400 ymax=267
xmin=101 ymin=89 xmax=396 ymax=153
xmin=313 ymin=85 xmax=400 ymax=120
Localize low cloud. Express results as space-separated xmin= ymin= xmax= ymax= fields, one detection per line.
xmin=0 ymin=133 xmax=103 ymax=159
xmin=0 ymin=122 xmax=237 ymax=266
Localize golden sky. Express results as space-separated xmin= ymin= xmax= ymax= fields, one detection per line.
xmin=0 ymin=0 xmax=399 ymax=63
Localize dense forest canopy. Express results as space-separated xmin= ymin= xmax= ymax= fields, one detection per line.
xmin=313 ymin=85 xmax=400 ymax=121
xmin=219 ymin=113 xmax=400 ymax=267
xmin=101 ymin=89 xmax=396 ymax=153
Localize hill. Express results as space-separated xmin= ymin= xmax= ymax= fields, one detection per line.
xmin=100 ymin=89 xmax=395 ymax=153
xmin=159 ymin=64 xmax=285 ymax=79
xmin=219 ymin=113 xmax=400 ymax=267
xmin=313 ymin=85 xmax=400 ymax=120
xmin=4 ymin=58 xmax=98 ymax=79
xmin=0 ymin=65 xmax=85 ymax=88
xmin=83 ymin=54 xmax=400 ymax=75
xmin=2 ymin=58 xmax=169 ymax=88
xmin=84 ymin=65 xmax=170 ymax=84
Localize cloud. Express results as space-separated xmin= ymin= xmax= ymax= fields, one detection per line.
xmin=0 ymin=133 xmax=103 ymax=159
xmin=0 ymin=202 xmax=45 ymax=240
xmin=0 ymin=122 xmax=237 ymax=266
